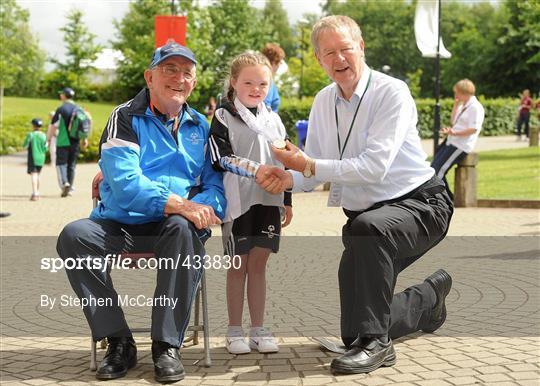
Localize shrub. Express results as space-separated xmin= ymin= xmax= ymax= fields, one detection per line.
xmin=280 ymin=96 xmax=530 ymax=141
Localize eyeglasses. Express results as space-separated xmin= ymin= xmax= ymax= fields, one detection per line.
xmin=158 ymin=64 xmax=195 ymax=81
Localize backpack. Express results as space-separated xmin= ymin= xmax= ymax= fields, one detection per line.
xmin=68 ymin=106 xmax=92 ymax=140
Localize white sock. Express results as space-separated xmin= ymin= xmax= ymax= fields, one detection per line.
xmin=227 ymin=325 xmax=243 ymax=336
xmin=250 ymin=326 xmax=267 ymax=337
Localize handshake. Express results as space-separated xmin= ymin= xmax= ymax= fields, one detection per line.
xmin=255 ymin=140 xmax=311 ymax=194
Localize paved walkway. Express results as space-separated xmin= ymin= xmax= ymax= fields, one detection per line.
xmin=421 ymin=135 xmax=530 ymax=157
xmin=1 ymin=143 xmax=539 ymax=385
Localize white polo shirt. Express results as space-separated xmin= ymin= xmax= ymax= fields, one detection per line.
xmin=446 ymin=96 xmax=484 ymax=153
xmin=292 ymin=67 xmax=434 ymax=211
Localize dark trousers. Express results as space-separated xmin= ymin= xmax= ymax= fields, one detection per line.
xmin=56 ymin=215 xmax=206 ymax=347
xmin=431 ymin=143 xmax=467 ymax=197
xmin=56 ymin=140 xmax=80 ymax=187
xmin=516 ymin=112 xmax=530 ymax=137
xmin=339 ymin=176 xmax=453 ymax=347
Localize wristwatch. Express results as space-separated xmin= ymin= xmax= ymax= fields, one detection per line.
xmin=303 ymin=156 xmax=314 ymax=178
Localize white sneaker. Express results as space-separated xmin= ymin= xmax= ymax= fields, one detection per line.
xmin=249 ymin=328 xmax=279 ymax=353
xmin=226 ymin=328 xmax=250 ymax=355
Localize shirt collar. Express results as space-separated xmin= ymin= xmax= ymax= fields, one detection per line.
xmin=335 ymin=64 xmax=371 ymax=103
xmin=463 ymin=95 xmax=477 ymax=109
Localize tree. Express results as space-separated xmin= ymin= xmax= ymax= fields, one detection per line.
xmin=0 ymin=0 xmax=44 ymax=125
xmin=208 ymin=0 xmax=272 ymax=88
xmin=263 ymin=0 xmax=295 ymax=58
xmin=486 ymin=0 xmax=540 ymax=96
xmin=112 ymin=0 xmax=171 ymax=102
xmin=286 ymin=19 xmax=329 ymax=98
xmin=51 ymin=9 xmax=102 ymax=98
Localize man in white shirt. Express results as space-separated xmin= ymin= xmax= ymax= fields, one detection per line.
xmin=431 ymin=79 xmax=485 ymax=196
xmin=258 ymin=15 xmax=454 ymax=374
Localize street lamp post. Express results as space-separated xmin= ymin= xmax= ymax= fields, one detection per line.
xmin=298 ymin=18 xmax=308 ymax=99
xmin=299 ymin=27 xmax=305 ymax=98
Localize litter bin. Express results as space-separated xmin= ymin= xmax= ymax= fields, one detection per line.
xmin=295 ymin=120 xmax=308 ymax=150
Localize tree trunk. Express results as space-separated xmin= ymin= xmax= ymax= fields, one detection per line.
xmin=0 ymin=85 xmax=4 ymax=129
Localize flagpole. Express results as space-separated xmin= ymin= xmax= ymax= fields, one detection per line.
xmin=433 ymin=0 xmax=442 ymax=156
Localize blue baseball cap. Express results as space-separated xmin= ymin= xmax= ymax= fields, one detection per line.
xmin=31 ymin=118 xmax=43 ymax=127
xmin=149 ymin=42 xmax=197 ymax=68
xmin=59 ymin=87 xmax=75 ymax=98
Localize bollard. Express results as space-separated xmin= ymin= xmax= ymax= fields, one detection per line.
xmin=454 ymin=152 xmax=478 ymax=207
xmin=529 ymin=126 xmax=539 ymax=147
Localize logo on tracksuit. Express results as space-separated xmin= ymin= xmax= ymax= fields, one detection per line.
xmin=189 ymin=132 xmax=202 ymax=145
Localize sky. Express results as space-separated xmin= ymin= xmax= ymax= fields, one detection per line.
xmin=17 ymin=0 xmax=324 ymax=67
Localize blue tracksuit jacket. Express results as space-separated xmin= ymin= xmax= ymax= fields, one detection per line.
xmin=91 ymin=88 xmax=226 ymax=225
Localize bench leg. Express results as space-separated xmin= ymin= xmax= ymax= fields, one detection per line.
xmin=90 ymin=339 xmax=97 ymax=371
xmin=201 ymin=272 xmax=211 ymax=367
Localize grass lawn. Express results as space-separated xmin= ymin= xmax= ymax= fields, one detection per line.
xmin=2 ymin=96 xmax=115 ymax=136
xmin=445 ymin=147 xmax=540 ymax=200
xmin=1 ymin=96 xmax=115 ymax=158
xmin=2 ymin=96 xmax=539 ymax=200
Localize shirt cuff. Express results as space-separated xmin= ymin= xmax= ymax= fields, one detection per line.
xmin=314 ymin=159 xmax=338 ymax=182
xmin=291 ymin=170 xmax=306 ymax=192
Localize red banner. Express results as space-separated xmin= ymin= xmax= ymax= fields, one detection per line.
xmin=155 ymin=16 xmax=187 ymax=47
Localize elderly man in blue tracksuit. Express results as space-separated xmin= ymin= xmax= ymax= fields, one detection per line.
xmin=56 ymin=43 xmax=226 ymax=382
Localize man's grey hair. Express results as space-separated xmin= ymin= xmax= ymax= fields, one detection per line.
xmin=311 ymin=15 xmax=363 ymax=54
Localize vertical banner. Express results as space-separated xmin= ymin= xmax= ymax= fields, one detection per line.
xmin=414 ymin=0 xmax=451 ymax=58
xmin=155 ymin=15 xmax=187 ymax=47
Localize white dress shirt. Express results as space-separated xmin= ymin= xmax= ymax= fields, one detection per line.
xmin=292 ymin=66 xmax=434 ymax=211
xmin=446 ymin=96 xmax=484 ymax=153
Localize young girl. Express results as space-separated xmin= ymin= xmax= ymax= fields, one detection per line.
xmin=23 ymin=118 xmax=48 ymax=201
xmin=209 ymin=51 xmax=292 ymax=354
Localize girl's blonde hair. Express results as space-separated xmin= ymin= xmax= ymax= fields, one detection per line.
xmin=454 ymin=79 xmax=476 ymax=96
xmin=225 ymin=51 xmax=273 ymax=103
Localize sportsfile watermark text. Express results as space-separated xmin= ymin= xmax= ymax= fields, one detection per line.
xmin=41 ymin=254 xmax=242 ymax=273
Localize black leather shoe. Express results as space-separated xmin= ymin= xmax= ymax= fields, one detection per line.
xmin=423 ymin=269 xmax=452 ymax=333
xmin=331 ymin=337 xmax=396 ymax=374
xmin=95 ymin=337 xmax=137 ymax=380
xmin=152 ymin=341 xmax=185 ymax=382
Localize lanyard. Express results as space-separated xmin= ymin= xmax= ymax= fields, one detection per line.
xmin=150 ymin=101 xmax=181 ymax=143
xmin=335 ymin=71 xmax=372 ymax=159
xmin=452 ymin=104 xmax=469 ymax=126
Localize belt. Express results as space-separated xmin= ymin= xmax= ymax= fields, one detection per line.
xmin=343 ymin=175 xmax=446 ymax=220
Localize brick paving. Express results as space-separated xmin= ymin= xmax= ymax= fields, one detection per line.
xmin=1 ymin=152 xmax=539 ymax=385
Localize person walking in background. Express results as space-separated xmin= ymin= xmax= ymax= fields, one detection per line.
xmin=23 ymin=118 xmax=47 ymax=201
xmin=516 ymin=89 xmax=533 ymax=141
xmin=261 ymin=43 xmax=285 ymax=112
xmin=431 ymin=79 xmax=485 ymax=197
xmin=210 ymin=51 xmax=292 ymax=355
xmin=51 ymin=87 xmax=88 ymax=197
xmin=45 ymin=110 xmax=61 ymax=185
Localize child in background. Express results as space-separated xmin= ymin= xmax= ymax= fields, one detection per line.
xmin=23 ymin=118 xmax=48 ymax=201
xmin=209 ymin=51 xmax=292 ymax=354
xmin=46 ymin=111 xmax=57 ymax=167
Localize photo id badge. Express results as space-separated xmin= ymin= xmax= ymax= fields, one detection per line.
xmin=327 ymin=183 xmax=343 ymax=207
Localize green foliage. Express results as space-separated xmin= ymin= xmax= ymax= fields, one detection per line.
xmin=263 ymin=0 xmax=296 ymax=58
xmin=50 ymin=9 xmax=103 ymax=97
xmin=406 ymin=68 xmax=423 ymax=99
xmin=323 ymin=0 xmax=539 ymax=99
xmin=415 ymin=98 xmax=521 ymax=138
xmin=0 ymin=0 xmax=45 ymax=94
xmin=277 ymin=97 xmax=314 ymax=142
xmin=278 ymin=96 xmax=526 ymax=144
xmin=0 ymin=115 xmax=30 ymax=155
xmin=111 ymin=0 xmax=170 ymax=102
xmin=0 ymin=96 xmax=114 ymax=161
xmin=286 ymin=23 xmax=330 ymax=99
